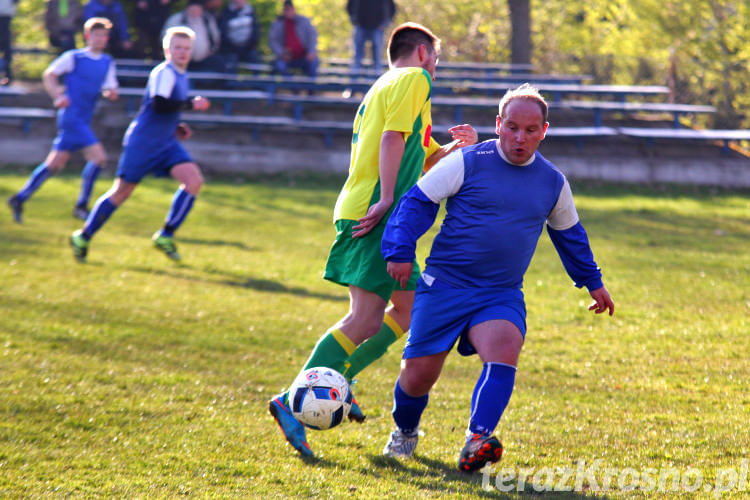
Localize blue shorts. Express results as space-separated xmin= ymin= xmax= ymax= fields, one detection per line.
xmin=403 ymin=278 xmax=527 ymax=359
xmin=52 ymin=124 xmax=99 ymax=152
xmin=116 ymin=141 xmax=192 ymax=183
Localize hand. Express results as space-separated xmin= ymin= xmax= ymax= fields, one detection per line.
xmin=449 ymin=124 xmax=478 ymax=147
xmin=176 ymin=122 xmax=192 ymax=140
xmin=387 ymin=261 xmax=413 ymax=289
xmin=191 ymin=96 xmax=210 ymax=111
xmin=53 ymin=94 xmax=70 ymax=108
xmin=123 ymin=40 xmax=133 ymax=50
xmin=588 ymin=286 xmax=614 ymax=316
xmin=103 ymin=88 xmax=119 ymax=101
xmin=352 ymin=199 xmax=392 ymax=238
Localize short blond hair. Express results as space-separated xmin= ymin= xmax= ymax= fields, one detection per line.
xmin=83 ymin=17 xmax=112 ymax=35
xmin=162 ymin=26 xmax=196 ymax=50
xmin=498 ymin=83 xmax=549 ymax=123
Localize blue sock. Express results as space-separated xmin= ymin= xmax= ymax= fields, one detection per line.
xmin=16 ymin=164 xmax=51 ymax=202
xmin=76 ymin=162 xmax=102 ymax=209
xmin=468 ymin=362 xmax=516 ymax=437
xmin=392 ymin=378 xmax=429 ymax=436
xmin=82 ymin=196 xmax=117 ymax=239
xmin=161 ymin=188 xmax=195 ymax=237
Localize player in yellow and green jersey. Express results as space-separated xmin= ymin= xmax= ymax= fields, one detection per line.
xmin=270 ymin=22 xmax=478 ymax=457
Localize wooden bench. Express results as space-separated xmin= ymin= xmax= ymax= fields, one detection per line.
xmin=0 ymin=106 xmax=56 ymax=133
xmin=620 ymin=127 xmax=750 ymax=155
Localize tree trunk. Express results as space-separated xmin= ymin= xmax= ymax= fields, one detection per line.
xmin=508 ymin=0 xmax=531 ymax=65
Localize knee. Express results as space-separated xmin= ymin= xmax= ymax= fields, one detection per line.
xmin=400 ymin=363 xmax=438 ymax=397
xmin=183 ymin=173 xmax=203 ymax=195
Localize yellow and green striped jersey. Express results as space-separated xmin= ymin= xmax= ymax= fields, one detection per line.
xmin=333 ymin=66 xmax=440 ymax=222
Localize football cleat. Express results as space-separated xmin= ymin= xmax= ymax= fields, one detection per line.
xmin=348 ymin=395 xmax=365 ymax=423
xmin=269 ymin=393 xmax=313 ymax=457
xmin=7 ymin=195 xmax=22 ymax=223
xmin=69 ymin=230 xmax=89 ymax=263
xmin=458 ymin=433 xmax=503 ymax=473
xmin=152 ymin=232 xmax=181 ymax=261
xmin=382 ymin=429 xmax=418 ymax=459
xmin=73 ymin=205 xmax=90 ymax=221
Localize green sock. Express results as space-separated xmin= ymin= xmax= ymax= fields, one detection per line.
xmin=302 ymin=328 xmax=356 ymax=373
xmin=342 ymin=315 xmax=404 ymax=382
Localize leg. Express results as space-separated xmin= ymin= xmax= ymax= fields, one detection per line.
xmin=341 ymin=289 xmax=413 ymax=382
xmin=383 ymin=351 xmax=449 ymax=458
xmin=8 ymin=150 xmax=70 ymax=222
xmin=371 ymin=29 xmax=385 ymax=73
xmin=0 ymin=16 xmax=11 ymax=81
xmin=70 ymin=177 xmax=137 ymax=262
xmin=458 ymin=320 xmax=524 ymax=472
xmin=75 ymin=143 xmax=108 ymax=217
xmin=151 ymin=162 xmax=203 ymax=260
xmin=352 ymin=25 xmax=366 ymax=72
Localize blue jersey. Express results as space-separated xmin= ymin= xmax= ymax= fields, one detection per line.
xmin=122 ymin=61 xmax=189 ymax=152
xmin=383 ymin=139 xmax=602 ymax=291
xmin=47 ymin=48 xmax=116 ymax=129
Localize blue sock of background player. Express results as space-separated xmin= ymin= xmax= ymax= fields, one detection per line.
xmin=14 ymin=163 xmax=51 ymax=202
xmin=158 ymin=187 xmax=195 ymax=237
xmin=76 ymin=161 xmax=102 ymax=210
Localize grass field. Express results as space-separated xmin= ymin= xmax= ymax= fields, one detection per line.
xmin=0 ymin=171 xmax=748 ymax=498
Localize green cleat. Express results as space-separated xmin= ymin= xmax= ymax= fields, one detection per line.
xmin=152 ymin=232 xmax=181 ymax=261
xmin=70 ymin=230 xmax=89 ymax=263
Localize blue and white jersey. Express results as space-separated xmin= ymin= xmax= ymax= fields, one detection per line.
xmin=47 ymin=48 xmax=117 ymax=128
xmin=122 ymin=61 xmax=189 ymax=151
xmin=383 ymin=139 xmax=602 ymax=291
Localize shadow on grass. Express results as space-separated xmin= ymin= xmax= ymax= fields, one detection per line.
xmin=128 ymin=265 xmax=348 ymax=302
xmin=177 ymin=237 xmax=255 ymax=251
xmin=368 ymin=454 xmax=613 ymax=498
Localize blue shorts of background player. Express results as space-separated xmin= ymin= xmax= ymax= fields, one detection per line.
xmin=53 ymin=124 xmax=99 ymax=152
xmin=116 ymin=142 xmax=192 ymax=184
xmin=403 ymin=277 xmax=526 ymax=360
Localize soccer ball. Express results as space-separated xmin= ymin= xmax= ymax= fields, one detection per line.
xmin=289 ymin=367 xmax=352 ymax=430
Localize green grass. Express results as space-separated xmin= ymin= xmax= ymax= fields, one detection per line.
xmin=1 ymin=172 xmax=748 ymax=498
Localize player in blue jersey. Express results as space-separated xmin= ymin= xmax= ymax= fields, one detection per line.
xmin=380 ymin=84 xmax=615 ymax=472
xmin=7 ymin=17 xmax=118 ymax=223
xmin=69 ymin=26 xmax=211 ymax=263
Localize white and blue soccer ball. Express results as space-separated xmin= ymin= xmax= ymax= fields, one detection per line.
xmin=289 ymin=367 xmax=352 ymax=430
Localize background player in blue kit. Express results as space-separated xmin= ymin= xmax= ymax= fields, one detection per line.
xmin=69 ymin=26 xmax=211 ymax=263
xmin=7 ymin=17 xmax=118 ymax=223
xmin=380 ymin=84 xmax=615 ymax=472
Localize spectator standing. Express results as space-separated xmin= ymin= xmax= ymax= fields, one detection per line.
xmin=45 ymin=0 xmax=83 ymax=53
xmin=133 ymin=0 xmax=173 ymax=60
xmin=0 ymin=0 xmax=17 ymax=84
xmin=162 ymin=0 xmax=223 ymax=72
xmin=83 ymin=0 xmax=133 ymax=57
xmin=219 ymin=0 xmax=260 ymax=69
xmin=347 ymin=0 xmax=394 ymax=74
xmin=268 ymin=0 xmax=318 ymax=77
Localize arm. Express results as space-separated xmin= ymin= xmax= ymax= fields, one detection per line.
xmin=268 ymin=20 xmax=284 ymax=57
xmin=547 ymin=223 xmax=614 ymax=316
xmin=424 ymin=124 xmax=478 ymax=172
xmin=382 ymin=185 xmax=440 ymax=287
xmin=351 ymin=130 xmax=404 ymax=238
xmin=152 ymin=95 xmax=210 ymax=113
xmin=115 ymin=3 xmax=131 ymax=43
xmin=102 ymin=61 xmax=119 ymax=101
xmin=43 ymin=52 xmax=74 ymax=108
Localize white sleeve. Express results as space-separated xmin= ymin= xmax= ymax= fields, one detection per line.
xmin=547 ymin=177 xmax=580 ymax=230
xmin=103 ymin=61 xmax=118 ymax=90
xmin=148 ymin=66 xmax=176 ymax=99
xmin=46 ymin=51 xmax=75 ymax=76
xmin=416 ymin=149 xmax=465 ymax=203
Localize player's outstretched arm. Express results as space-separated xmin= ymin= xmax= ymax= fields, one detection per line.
xmin=424 ymin=124 xmax=478 ymax=172
xmin=588 ymin=286 xmax=614 ymax=316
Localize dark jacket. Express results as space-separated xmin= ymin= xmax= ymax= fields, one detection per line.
xmin=346 ymin=0 xmax=395 ymax=30
xmin=219 ymin=2 xmax=259 ymax=53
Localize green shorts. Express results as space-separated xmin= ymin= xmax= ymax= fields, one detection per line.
xmin=324 ymin=219 xmax=420 ymax=302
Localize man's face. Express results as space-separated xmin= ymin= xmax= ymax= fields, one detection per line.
xmin=186 ymin=4 xmax=203 ymax=18
xmin=283 ymin=5 xmax=295 ymax=19
xmin=496 ymin=98 xmax=548 ymax=164
xmin=166 ymin=35 xmax=193 ymax=67
xmin=86 ymin=28 xmax=110 ymax=52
